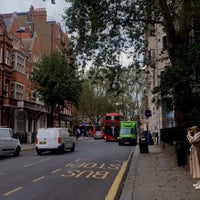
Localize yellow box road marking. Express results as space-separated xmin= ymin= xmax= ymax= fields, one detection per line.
xmin=32 ymin=176 xmax=45 ymax=183
xmin=3 ymin=187 xmax=23 ymax=196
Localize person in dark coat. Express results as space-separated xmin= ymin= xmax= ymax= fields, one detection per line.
xmin=144 ymin=130 xmax=153 ymax=145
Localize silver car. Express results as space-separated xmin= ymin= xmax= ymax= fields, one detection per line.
xmin=0 ymin=128 xmax=21 ymax=156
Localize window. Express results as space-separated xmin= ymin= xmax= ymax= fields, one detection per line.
xmin=16 ymin=55 xmax=25 ymax=73
xmin=16 ymin=112 xmax=25 ymax=132
xmin=10 ymin=82 xmax=24 ymax=100
xmin=16 ymin=84 xmax=24 ymax=100
xmin=40 ymin=115 xmax=46 ymax=128
xmin=12 ymin=53 xmax=25 ymax=73
xmin=105 ymin=116 xmax=120 ymax=120
xmin=114 ymin=116 xmax=120 ymax=120
xmin=12 ymin=37 xmax=19 ymax=49
xmin=5 ymin=50 xmax=11 ymax=65
xmin=95 ymin=125 xmax=100 ymax=131
xmin=33 ymin=53 xmax=39 ymax=63
xmin=4 ymin=84 xmax=8 ymax=97
xmin=166 ymin=98 xmax=175 ymax=127
xmin=11 ymin=83 xmax=15 ymax=99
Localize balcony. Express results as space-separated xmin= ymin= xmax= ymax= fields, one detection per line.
xmin=17 ymin=100 xmax=49 ymax=113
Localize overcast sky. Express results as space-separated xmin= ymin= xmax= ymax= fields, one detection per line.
xmin=0 ymin=0 xmax=68 ymax=29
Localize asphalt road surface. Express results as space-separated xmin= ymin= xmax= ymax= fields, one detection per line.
xmin=0 ymin=138 xmax=133 ymax=200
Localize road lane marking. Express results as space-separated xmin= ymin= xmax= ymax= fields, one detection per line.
xmin=105 ymin=161 xmax=128 ymax=200
xmin=32 ymin=176 xmax=45 ymax=183
xmin=52 ymin=168 xmax=61 ymax=174
xmin=3 ymin=187 xmax=23 ymax=196
xmin=24 ymin=158 xmax=52 ymax=167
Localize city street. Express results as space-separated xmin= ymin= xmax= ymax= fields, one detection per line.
xmin=0 ymin=139 xmax=133 ymax=200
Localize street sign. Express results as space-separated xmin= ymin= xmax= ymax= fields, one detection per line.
xmin=145 ymin=110 xmax=152 ymax=118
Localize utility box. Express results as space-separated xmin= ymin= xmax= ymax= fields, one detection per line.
xmin=139 ymin=137 xmax=149 ymax=153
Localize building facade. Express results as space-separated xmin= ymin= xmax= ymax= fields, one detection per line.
xmin=0 ymin=5 xmax=74 ymax=143
xmin=145 ymin=2 xmax=200 ymax=137
xmin=145 ymin=23 xmax=174 ymax=137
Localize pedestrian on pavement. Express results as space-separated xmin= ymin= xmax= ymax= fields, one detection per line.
xmin=144 ymin=130 xmax=153 ymax=145
xmin=187 ymin=126 xmax=200 ymax=189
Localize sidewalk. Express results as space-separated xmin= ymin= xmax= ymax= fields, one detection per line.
xmin=120 ymin=144 xmax=200 ymax=200
xmin=21 ymin=143 xmax=35 ymax=151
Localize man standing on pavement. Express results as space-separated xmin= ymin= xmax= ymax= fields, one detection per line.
xmin=187 ymin=126 xmax=200 ymax=189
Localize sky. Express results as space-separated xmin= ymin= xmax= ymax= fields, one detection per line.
xmin=0 ymin=0 xmax=68 ymax=29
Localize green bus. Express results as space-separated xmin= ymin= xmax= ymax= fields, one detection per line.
xmin=118 ymin=121 xmax=137 ymax=145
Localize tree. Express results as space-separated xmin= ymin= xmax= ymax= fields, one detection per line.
xmin=63 ymin=0 xmax=145 ymax=69
xmin=77 ymin=66 xmax=120 ymax=123
xmin=62 ymin=0 xmax=200 ymax=127
xmin=32 ymin=50 xmax=82 ymax=126
xmin=76 ymin=63 xmax=145 ymax=123
xmin=149 ymin=0 xmax=200 ymax=126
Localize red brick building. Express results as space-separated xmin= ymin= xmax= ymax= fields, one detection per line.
xmin=0 ymin=6 xmax=75 ymax=143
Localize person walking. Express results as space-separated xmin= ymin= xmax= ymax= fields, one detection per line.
xmin=187 ymin=126 xmax=200 ymax=189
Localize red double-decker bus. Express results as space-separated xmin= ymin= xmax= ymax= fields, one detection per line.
xmin=103 ymin=112 xmax=126 ymax=141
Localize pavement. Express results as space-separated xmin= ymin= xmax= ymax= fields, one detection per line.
xmin=21 ymin=143 xmax=35 ymax=151
xmin=119 ymin=144 xmax=200 ymax=200
xmin=21 ymin=142 xmax=200 ymax=200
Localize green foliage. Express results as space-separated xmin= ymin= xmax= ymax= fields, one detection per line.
xmin=77 ymin=65 xmax=145 ymax=122
xmin=63 ymin=0 xmax=148 ymax=68
xmin=153 ymin=44 xmax=200 ymax=98
xmin=77 ymin=79 xmax=115 ymax=122
xmin=32 ymin=50 xmax=82 ymax=108
xmin=62 ymin=0 xmax=200 ymax=126
xmin=152 ymin=44 xmax=200 ymax=126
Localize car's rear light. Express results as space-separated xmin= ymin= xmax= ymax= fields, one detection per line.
xmin=35 ymin=137 xmax=38 ymax=144
xmin=58 ymin=137 xmax=61 ymax=144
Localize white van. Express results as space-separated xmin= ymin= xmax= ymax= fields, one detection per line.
xmin=35 ymin=128 xmax=75 ymax=155
xmin=0 ymin=128 xmax=21 ymax=156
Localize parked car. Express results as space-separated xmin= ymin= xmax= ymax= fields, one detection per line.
xmin=93 ymin=125 xmax=103 ymax=139
xmin=35 ymin=128 xmax=75 ymax=155
xmin=0 ymin=128 xmax=21 ymax=156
